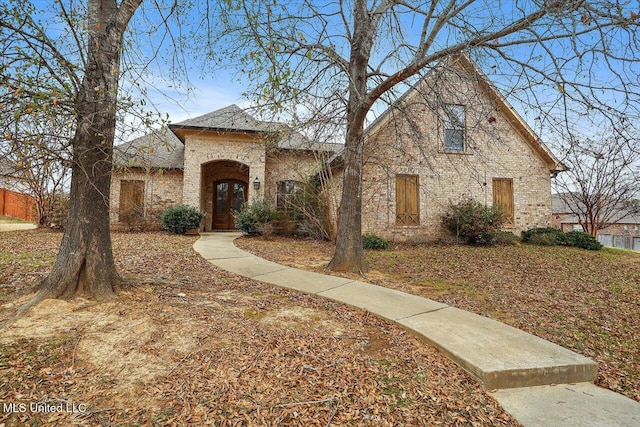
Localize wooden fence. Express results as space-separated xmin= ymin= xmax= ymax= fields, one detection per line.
xmin=0 ymin=187 xmax=37 ymax=222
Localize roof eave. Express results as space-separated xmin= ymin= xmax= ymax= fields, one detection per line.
xmin=168 ymin=124 xmax=268 ymax=143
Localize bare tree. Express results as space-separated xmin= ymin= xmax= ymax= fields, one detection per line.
xmin=1 ymin=0 xmax=143 ymax=306
xmin=1 ymin=104 xmax=72 ymax=227
xmin=218 ymin=0 xmax=640 ymax=272
xmin=554 ymin=127 xmax=640 ymax=236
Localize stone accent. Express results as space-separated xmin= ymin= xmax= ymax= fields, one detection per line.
xmin=181 ymin=132 xmax=266 ymax=210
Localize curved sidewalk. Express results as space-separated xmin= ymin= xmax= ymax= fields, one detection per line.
xmin=194 ymin=232 xmax=640 ymax=427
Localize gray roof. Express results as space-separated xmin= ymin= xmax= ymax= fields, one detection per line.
xmin=558 ymin=213 xmax=640 ymax=225
xmin=114 ymin=127 xmax=184 ymax=169
xmin=115 ymin=105 xmax=342 ymax=170
xmin=551 ymin=193 xmax=576 ymax=214
xmin=552 ymin=194 xmax=640 ymax=225
xmin=169 ymin=104 xmax=267 ymax=134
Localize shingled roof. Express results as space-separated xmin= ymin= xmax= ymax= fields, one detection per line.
xmin=113 ymin=127 xmax=184 ymax=169
xmin=169 ymin=104 xmax=268 ymax=137
xmin=114 ymin=105 xmax=342 ymax=170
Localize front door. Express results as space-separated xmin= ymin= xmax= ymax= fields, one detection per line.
xmin=213 ymin=180 xmax=247 ymax=229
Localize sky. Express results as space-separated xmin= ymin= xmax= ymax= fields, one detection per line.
xmin=18 ymin=0 xmax=640 ymax=147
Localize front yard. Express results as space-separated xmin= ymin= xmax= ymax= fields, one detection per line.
xmin=236 ymin=236 xmax=640 ymax=403
xmin=0 ymin=230 xmax=517 ymax=426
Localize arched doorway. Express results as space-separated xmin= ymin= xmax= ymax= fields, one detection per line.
xmin=201 ymin=160 xmax=249 ymax=231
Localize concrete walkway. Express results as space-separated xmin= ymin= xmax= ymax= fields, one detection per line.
xmin=0 ymin=219 xmax=37 ymax=232
xmin=194 ymin=232 xmax=640 ymax=427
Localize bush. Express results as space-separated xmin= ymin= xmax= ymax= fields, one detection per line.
xmin=495 ymin=230 xmax=520 ymax=246
xmin=521 ymin=227 xmax=565 ymax=245
xmin=564 ymin=230 xmax=603 ymax=250
xmin=442 ymin=199 xmax=504 ymax=246
xmin=529 ymin=232 xmax=559 ymax=246
xmin=523 ymin=227 xmax=603 ymax=250
xmin=161 ymin=205 xmax=205 ymax=234
xmin=234 ymin=199 xmax=279 ymax=236
xmin=49 ymin=194 xmax=69 ymax=230
xmin=362 ymin=233 xmax=389 ymax=250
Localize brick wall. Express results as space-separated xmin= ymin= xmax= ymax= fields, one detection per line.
xmin=109 ymin=169 xmax=183 ymax=224
xmin=359 ymin=62 xmax=553 ymax=242
xmin=264 ymin=150 xmax=326 ymax=204
xmin=182 ymin=132 xmax=266 ymax=210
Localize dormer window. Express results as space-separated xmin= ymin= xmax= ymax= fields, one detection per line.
xmin=444 ymin=104 xmax=465 ymax=152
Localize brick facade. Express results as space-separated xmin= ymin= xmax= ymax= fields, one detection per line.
xmin=356 ymin=59 xmax=555 ymax=242
xmin=181 ymin=132 xmax=266 ymax=209
xmin=111 ymin=76 xmax=559 ymax=239
xmin=110 ymin=169 xmax=183 ymax=226
xmin=264 ymin=149 xmax=326 ymax=204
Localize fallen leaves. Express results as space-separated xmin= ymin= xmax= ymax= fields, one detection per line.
xmin=237 ymin=236 xmax=640 ymax=403
xmin=0 ymin=231 xmax=518 ymax=425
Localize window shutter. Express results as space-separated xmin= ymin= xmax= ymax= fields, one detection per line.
xmin=493 ymin=178 xmax=514 ymax=225
xmin=396 ymin=175 xmax=420 ymax=226
xmin=119 ymin=180 xmax=145 ymax=221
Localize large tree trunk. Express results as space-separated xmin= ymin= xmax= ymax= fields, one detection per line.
xmin=30 ymin=0 xmax=141 ymax=304
xmin=327 ymin=0 xmax=373 ymax=273
xmin=328 ymin=125 xmax=367 ymax=272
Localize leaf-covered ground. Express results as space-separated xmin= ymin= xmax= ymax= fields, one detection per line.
xmin=0 ymin=230 xmax=517 ymax=426
xmin=236 ymin=236 xmax=640 ymax=403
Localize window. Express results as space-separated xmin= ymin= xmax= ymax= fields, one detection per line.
xmin=119 ymin=180 xmax=145 ymax=222
xmin=492 ymin=178 xmax=514 ymax=225
xmin=396 ymin=175 xmax=419 ymax=226
xmin=572 ymin=224 xmax=583 ymax=232
xmin=443 ymin=104 xmax=465 ymax=152
xmin=276 ymin=180 xmax=303 ymax=217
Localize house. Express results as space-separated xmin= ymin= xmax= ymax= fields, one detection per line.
xmin=332 ymin=55 xmax=565 ymax=242
xmin=552 ymin=193 xmax=640 ymax=250
xmin=111 ymin=55 xmax=564 ymax=240
xmin=110 ymin=105 xmax=341 ymax=230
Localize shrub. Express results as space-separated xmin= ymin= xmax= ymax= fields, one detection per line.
xmin=234 ymin=199 xmax=279 ymax=236
xmin=495 ymin=230 xmax=520 ymax=246
xmin=442 ymin=199 xmax=504 ymax=246
xmin=529 ymin=232 xmax=559 ymax=246
xmin=564 ymin=230 xmax=603 ymax=250
xmin=161 ymin=205 xmax=205 ymax=234
xmin=362 ymin=233 xmax=389 ymax=250
xmin=521 ymin=227 xmax=565 ymax=244
xmin=290 ymin=180 xmax=331 ymax=240
xmin=523 ymin=227 xmax=603 ymax=250
xmin=49 ymin=194 xmax=70 ymax=231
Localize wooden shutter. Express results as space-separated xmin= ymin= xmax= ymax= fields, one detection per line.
xmin=119 ymin=180 xmax=145 ymax=221
xmin=396 ymin=175 xmax=419 ymax=226
xmin=493 ymin=178 xmax=514 ymax=225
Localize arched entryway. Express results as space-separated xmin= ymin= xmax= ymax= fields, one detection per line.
xmin=201 ymin=160 xmax=249 ymax=231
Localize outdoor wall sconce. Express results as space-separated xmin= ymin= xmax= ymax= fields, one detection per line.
xmin=253 ymin=177 xmax=261 ymax=190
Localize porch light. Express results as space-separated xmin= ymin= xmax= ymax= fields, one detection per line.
xmin=253 ymin=177 xmax=261 ymax=190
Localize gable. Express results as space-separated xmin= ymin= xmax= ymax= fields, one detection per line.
xmin=365 ymin=54 xmax=565 ymax=174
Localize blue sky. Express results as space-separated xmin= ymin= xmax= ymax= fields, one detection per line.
xmin=21 ymin=0 xmax=640 ymax=147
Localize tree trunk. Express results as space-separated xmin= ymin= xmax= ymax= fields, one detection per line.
xmin=328 ymin=0 xmax=373 ymax=273
xmin=328 ymin=125 xmax=367 ymax=272
xmin=31 ymin=0 xmax=141 ymax=303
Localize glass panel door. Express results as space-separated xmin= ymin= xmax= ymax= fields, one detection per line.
xmin=213 ymin=180 xmax=247 ymax=229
